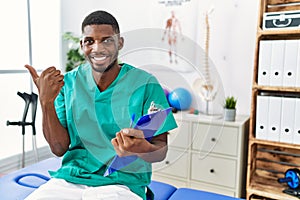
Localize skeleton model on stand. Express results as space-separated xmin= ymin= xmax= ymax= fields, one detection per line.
xmin=192 ymin=7 xmax=219 ymax=116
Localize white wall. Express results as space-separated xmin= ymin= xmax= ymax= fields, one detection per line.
xmin=60 ymin=0 xmax=259 ymax=115
xmin=0 ymin=0 xmax=60 ymax=161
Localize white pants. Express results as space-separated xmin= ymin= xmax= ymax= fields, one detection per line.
xmin=24 ymin=178 xmax=142 ymax=200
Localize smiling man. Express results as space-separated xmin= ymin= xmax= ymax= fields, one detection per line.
xmin=81 ymin=26 xmax=122 ymax=73
xmin=24 ymin=10 xmax=177 ymax=200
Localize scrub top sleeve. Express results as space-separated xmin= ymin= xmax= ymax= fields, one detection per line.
xmin=144 ymin=76 xmax=169 ymax=110
xmin=144 ymin=77 xmax=177 ymax=136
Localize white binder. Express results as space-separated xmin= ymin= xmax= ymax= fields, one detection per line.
xmin=267 ymin=96 xmax=282 ymax=142
xmin=297 ymin=41 xmax=300 ymax=87
xmin=280 ymin=97 xmax=295 ymax=143
xmin=256 ymin=95 xmax=269 ymax=140
xmin=258 ymin=40 xmax=272 ymax=86
xmin=283 ymin=40 xmax=298 ymax=87
xmin=293 ymin=98 xmax=300 ymax=144
xmin=270 ymin=40 xmax=285 ymax=87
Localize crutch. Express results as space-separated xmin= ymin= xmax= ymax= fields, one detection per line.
xmin=30 ymin=92 xmax=38 ymax=163
xmin=6 ymin=92 xmax=38 ymax=167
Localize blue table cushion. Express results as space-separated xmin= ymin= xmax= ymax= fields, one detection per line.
xmin=0 ymin=157 xmax=61 ymax=200
xmin=168 ymin=188 xmax=244 ymax=200
xmin=149 ymin=180 xmax=177 ymax=200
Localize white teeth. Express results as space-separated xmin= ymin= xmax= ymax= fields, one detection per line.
xmin=93 ymin=56 xmax=106 ymax=61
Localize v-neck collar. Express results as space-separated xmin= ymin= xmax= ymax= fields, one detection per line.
xmin=84 ymin=63 xmax=127 ymax=98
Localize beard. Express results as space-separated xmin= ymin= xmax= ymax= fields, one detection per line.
xmin=86 ymin=54 xmax=118 ymax=73
xmin=103 ymin=58 xmax=118 ymax=73
xmin=92 ymin=58 xmax=117 ymax=73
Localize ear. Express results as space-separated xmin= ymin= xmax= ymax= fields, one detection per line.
xmin=118 ymin=37 xmax=124 ymax=50
xmin=80 ymin=40 xmax=83 ymax=49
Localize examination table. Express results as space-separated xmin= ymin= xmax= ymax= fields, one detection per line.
xmin=0 ymin=157 xmax=244 ymax=200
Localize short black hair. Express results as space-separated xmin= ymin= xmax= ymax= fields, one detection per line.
xmin=81 ymin=10 xmax=120 ymax=34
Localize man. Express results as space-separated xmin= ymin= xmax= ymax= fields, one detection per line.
xmin=25 ymin=10 xmax=177 ymax=200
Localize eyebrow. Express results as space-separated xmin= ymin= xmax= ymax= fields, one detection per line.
xmin=82 ymin=35 xmax=116 ymax=42
xmin=82 ymin=35 xmax=115 ymax=39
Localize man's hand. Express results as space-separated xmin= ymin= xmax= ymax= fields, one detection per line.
xmin=111 ymin=129 xmax=168 ymax=163
xmin=111 ymin=128 xmax=148 ymax=157
xmin=25 ymin=65 xmax=64 ymax=104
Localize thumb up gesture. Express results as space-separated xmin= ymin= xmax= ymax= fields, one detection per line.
xmin=25 ymin=64 xmax=64 ymax=104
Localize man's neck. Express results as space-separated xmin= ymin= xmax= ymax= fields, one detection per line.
xmin=93 ymin=63 xmax=121 ymax=92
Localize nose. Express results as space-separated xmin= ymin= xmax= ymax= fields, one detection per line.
xmin=90 ymin=41 xmax=105 ymax=52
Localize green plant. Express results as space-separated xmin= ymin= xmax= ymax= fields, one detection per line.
xmin=224 ymin=96 xmax=237 ymax=109
xmin=63 ymin=32 xmax=85 ymax=72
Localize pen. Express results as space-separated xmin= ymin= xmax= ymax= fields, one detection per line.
xmin=130 ymin=113 xmax=135 ymax=128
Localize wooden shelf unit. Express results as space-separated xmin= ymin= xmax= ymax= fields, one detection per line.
xmin=246 ymin=0 xmax=300 ymax=199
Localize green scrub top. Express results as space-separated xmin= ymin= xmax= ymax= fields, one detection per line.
xmin=50 ymin=63 xmax=177 ymax=199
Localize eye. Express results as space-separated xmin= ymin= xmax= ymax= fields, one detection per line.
xmin=83 ymin=38 xmax=94 ymax=45
xmin=102 ymin=38 xmax=115 ymax=45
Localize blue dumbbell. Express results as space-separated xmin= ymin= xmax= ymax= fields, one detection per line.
xmin=278 ymin=168 xmax=300 ymax=189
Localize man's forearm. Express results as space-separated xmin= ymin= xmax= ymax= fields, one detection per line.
xmin=137 ymin=143 xmax=168 ymax=163
xmin=137 ymin=133 xmax=168 ymax=163
xmin=41 ymin=102 xmax=69 ymax=157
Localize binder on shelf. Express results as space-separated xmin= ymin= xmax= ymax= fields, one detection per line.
xmin=267 ymin=96 xmax=282 ymax=142
xmin=280 ymin=97 xmax=295 ymax=144
xmin=270 ymin=40 xmax=285 ymax=87
xmin=255 ymin=95 xmax=269 ymax=140
xmin=257 ymin=40 xmax=272 ymax=86
xmin=297 ymin=41 xmax=300 ymax=88
xmin=283 ymin=40 xmax=298 ymax=87
xmin=293 ymin=98 xmax=300 ymax=145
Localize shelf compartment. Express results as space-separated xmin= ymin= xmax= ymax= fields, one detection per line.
xmin=266 ymin=0 xmax=300 ymax=13
xmin=248 ymin=173 xmax=299 ymax=200
xmin=258 ymin=29 xmax=300 ymax=40
xmin=249 ymin=194 xmax=277 ymax=200
xmin=247 ymin=143 xmax=300 ymax=199
xmin=253 ymin=84 xmax=300 ymax=93
xmin=248 ymin=89 xmax=300 ymax=141
xmin=257 ymin=0 xmax=300 ymax=25
xmin=250 ymin=138 xmax=300 ymax=150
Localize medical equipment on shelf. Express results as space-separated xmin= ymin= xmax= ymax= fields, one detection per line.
xmin=6 ymin=91 xmax=38 ymax=168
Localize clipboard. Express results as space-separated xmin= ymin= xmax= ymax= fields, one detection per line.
xmin=103 ymin=107 xmax=172 ymax=177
